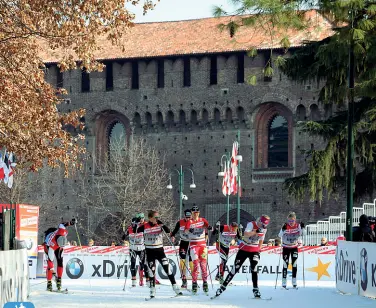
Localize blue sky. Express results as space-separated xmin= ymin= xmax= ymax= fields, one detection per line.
xmin=131 ymin=0 xmax=237 ymax=23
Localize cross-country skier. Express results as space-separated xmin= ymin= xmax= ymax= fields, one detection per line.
xmin=278 ymin=212 xmax=304 ymax=289
xmin=212 ymin=221 xmax=240 ymax=283
xmin=122 ymin=213 xmax=149 ymax=287
xmin=43 ymin=219 xmax=76 ymax=292
xmin=170 ymin=209 xmax=194 ymax=289
xmin=137 ymin=210 xmax=182 ymax=299
xmin=184 ymin=206 xmax=213 ymax=294
xmin=213 ymin=215 xmax=271 ymax=299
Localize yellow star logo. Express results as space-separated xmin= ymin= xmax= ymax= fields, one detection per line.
xmin=307 ymin=258 xmax=331 ymax=280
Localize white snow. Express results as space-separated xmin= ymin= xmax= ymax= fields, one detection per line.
xmin=28 ymin=279 xmax=375 ymax=308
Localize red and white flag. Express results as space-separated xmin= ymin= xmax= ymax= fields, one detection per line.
xmin=230 ymin=141 xmax=238 ymax=195
xmin=7 ymin=153 xmax=16 ymax=189
xmin=229 ymin=141 xmax=242 ymax=197
xmin=222 ymin=160 xmax=231 ymax=196
xmin=0 ymin=153 xmax=4 ymax=181
xmin=3 ymin=152 xmax=16 ymax=188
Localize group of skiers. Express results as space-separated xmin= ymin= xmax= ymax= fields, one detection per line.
xmin=43 ymin=209 xmax=304 ymax=299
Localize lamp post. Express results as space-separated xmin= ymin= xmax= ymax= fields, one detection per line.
xmin=218 ymin=153 xmax=230 ymax=225
xmin=235 ymin=130 xmax=243 ymax=225
xmin=167 ymin=165 xmax=196 ymax=219
xmin=346 ymin=9 xmax=355 ymax=241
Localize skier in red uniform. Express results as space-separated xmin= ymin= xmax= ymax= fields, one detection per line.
xmin=184 ymin=206 xmax=213 ymax=294
xmin=43 ymin=219 xmax=75 ymax=292
xmin=212 ymin=221 xmax=240 ymax=283
xmin=213 ymin=215 xmax=270 ymax=299
xmin=170 ymin=209 xmax=194 ymax=289
xmin=278 ymin=212 xmax=304 ymax=289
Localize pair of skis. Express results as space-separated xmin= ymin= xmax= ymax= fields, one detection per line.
xmin=47 ymin=273 xmax=68 ymax=294
xmin=145 ymin=288 xmax=210 ymax=301
xmin=145 ymin=292 xmax=189 ymax=301
xmin=210 ymin=293 xmax=272 ymax=301
xmin=49 ymin=288 xmax=69 ymax=294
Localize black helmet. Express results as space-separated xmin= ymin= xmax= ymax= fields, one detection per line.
xmin=131 ymin=217 xmax=138 ymax=225
xmin=191 ymin=206 xmax=200 ymax=212
xmin=184 ymin=209 xmax=192 ymax=217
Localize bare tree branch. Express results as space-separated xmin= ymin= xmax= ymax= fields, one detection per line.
xmin=71 ymin=137 xmax=176 ymax=245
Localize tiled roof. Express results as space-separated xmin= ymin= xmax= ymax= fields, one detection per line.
xmin=40 ymin=10 xmax=333 ymax=63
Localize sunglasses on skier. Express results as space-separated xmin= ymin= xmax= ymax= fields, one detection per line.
xmin=288 ymin=219 xmax=296 ymax=223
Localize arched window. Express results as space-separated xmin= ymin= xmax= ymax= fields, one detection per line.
xmin=179 ymin=110 xmax=186 ymax=125
xmin=95 ymin=110 xmax=130 ymax=165
xmin=133 ymin=112 xmax=141 ymax=128
xmin=310 ymin=104 xmax=320 ymax=121
xmin=166 ymin=110 xmax=174 ymax=127
xmin=202 ymin=108 xmax=209 ymax=123
xmin=296 ymin=104 xmax=306 ymax=121
xmin=226 ymin=107 xmax=232 ymax=123
xmin=145 ymin=112 xmax=152 ymax=127
xmin=268 ymin=115 xmax=288 ymax=167
xmin=157 ymin=111 xmax=164 ymax=126
xmin=214 ymin=108 xmax=221 ymax=123
xmin=237 ymin=106 xmax=245 ymax=121
xmin=254 ymin=102 xmax=293 ymax=169
xmin=191 ymin=110 xmax=198 ymax=125
xmin=108 ymin=122 xmax=126 ymax=161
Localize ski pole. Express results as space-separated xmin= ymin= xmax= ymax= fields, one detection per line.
xmin=302 ymin=246 xmax=305 ymax=288
xmin=73 ymin=216 xmax=82 ymax=250
xmin=208 ymin=250 xmax=236 ymax=276
xmin=161 ymin=227 xmax=193 ymax=278
xmin=302 ymin=224 xmax=306 ymax=288
xmin=206 ymin=238 xmax=214 ymax=290
xmin=275 ymin=247 xmax=282 ymax=289
xmin=123 ymin=251 xmax=134 ymax=291
xmin=217 ymin=221 xmax=221 ymax=278
xmin=118 ymin=248 xmax=130 ymax=278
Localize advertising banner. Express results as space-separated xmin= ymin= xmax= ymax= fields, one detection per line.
xmin=336 ymin=241 xmax=376 ymax=299
xmin=335 ymin=241 xmax=359 ymax=295
xmin=357 ymin=242 xmax=376 ymax=299
xmin=16 ymin=204 xmax=39 ymax=279
xmin=37 ymin=245 xmax=336 ymax=283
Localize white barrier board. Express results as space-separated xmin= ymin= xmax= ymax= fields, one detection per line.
xmin=0 ymin=248 xmax=30 ymax=306
xmin=37 ymin=245 xmax=336 ymax=283
xmin=336 ymin=241 xmax=376 ymax=299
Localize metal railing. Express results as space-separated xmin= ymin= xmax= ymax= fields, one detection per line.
xmin=303 ymin=199 xmax=376 ymax=245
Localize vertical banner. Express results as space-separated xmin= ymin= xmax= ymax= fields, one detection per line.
xmin=358 ymin=242 xmax=376 ymax=299
xmin=16 ymin=204 xmax=39 ymax=279
xmin=336 ymin=241 xmax=359 ymax=295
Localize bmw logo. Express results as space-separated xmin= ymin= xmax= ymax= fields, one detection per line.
xmin=66 ymin=257 xmax=84 ymax=279
xmin=360 ymin=248 xmax=368 ymax=291
xmin=157 ymin=258 xmax=177 ymax=279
